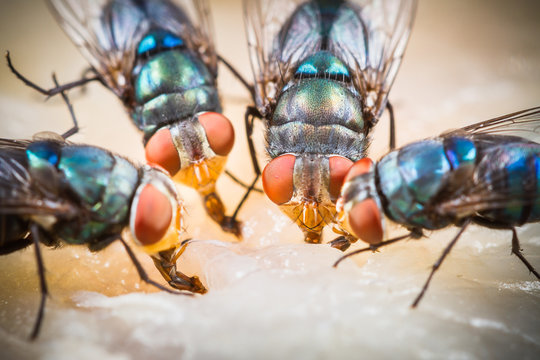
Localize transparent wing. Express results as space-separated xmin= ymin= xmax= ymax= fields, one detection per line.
xmin=443 ymin=106 xmax=540 ymax=142
xmin=244 ymin=0 xmax=416 ymax=120
xmin=48 ymin=0 xmax=217 ymax=100
xmin=0 ymin=139 xmax=78 ymax=218
xmin=244 ymin=0 xmax=308 ymax=113
xmin=330 ymin=0 xmax=417 ymax=124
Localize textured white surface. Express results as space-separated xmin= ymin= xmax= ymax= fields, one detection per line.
xmin=1 ymin=1 xmax=539 ymax=359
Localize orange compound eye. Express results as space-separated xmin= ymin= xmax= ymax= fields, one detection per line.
xmin=344 ymin=158 xmax=374 ymax=183
xmin=343 ymin=158 xmax=382 ymax=244
xmin=262 ymin=154 xmax=296 ymax=205
xmin=328 ymin=156 xmax=354 ymax=200
xmin=134 ymin=184 xmax=172 ymax=246
xmin=348 ymin=198 xmax=383 ymax=244
xmin=198 ymin=112 xmax=235 ymax=156
xmin=145 ymin=129 xmax=181 ymax=176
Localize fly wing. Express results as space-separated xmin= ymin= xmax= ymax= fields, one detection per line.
xmin=443 ymin=106 xmax=540 ymax=143
xmin=244 ymin=0 xmax=324 ymax=114
xmin=329 ymin=0 xmax=417 ymax=125
xmin=0 ymin=139 xmax=79 ymax=218
xmin=434 ymin=139 xmax=540 ymax=221
xmin=47 ymin=0 xmax=217 ymax=101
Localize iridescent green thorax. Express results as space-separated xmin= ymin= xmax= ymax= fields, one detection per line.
xmin=132 ymin=50 xmax=221 ymax=139
xmin=26 ymin=142 xmax=139 ymax=244
xmin=268 ymin=78 xmax=366 ymax=160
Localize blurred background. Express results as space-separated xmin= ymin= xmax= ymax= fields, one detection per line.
xmin=0 ymin=1 xmax=539 ymax=359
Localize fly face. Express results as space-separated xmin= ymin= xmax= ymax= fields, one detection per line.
xmin=245 ymin=0 xmax=416 ymax=244
xmin=47 ymin=0 xmax=239 ymax=234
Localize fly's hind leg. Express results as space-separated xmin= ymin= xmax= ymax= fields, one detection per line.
xmin=6 ymin=51 xmax=101 ymax=99
xmin=152 ymin=242 xmax=207 ymax=294
xmin=511 ymin=228 xmax=540 ymax=279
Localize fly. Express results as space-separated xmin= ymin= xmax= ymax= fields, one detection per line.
xmin=0 ymin=79 xmax=205 ymax=339
xmin=335 ymin=106 xmax=540 ymax=306
xmin=6 ymin=0 xmax=253 ymax=236
xmin=242 ymin=0 xmax=416 ymax=248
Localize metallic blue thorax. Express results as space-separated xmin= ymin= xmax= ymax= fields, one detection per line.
xmin=26 ymin=141 xmax=139 ymax=244
xmin=376 ymin=135 xmax=540 ymax=229
xmin=131 ymin=30 xmax=221 ymax=138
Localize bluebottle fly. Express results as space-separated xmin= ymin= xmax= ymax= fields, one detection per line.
xmin=7 ymin=0 xmax=251 ymax=236
xmin=0 ymin=80 xmax=206 ymax=339
xmin=242 ymin=0 xmax=416 ymax=248
xmin=334 ymin=106 xmax=540 ymax=306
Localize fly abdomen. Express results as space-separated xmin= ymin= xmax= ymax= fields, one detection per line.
xmin=473 ymin=143 xmax=540 ymax=226
xmin=132 ymin=30 xmax=221 ymax=138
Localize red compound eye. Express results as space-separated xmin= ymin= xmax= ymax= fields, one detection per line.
xmin=134 ymin=184 xmax=172 ymax=246
xmin=145 ymin=129 xmax=181 ymax=176
xmin=344 ymin=158 xmax=383 ymax=244
xmin=198 ymin=112 xmax=235 ymax=156
xmin=262 ymin=154 xmax=296 ymax=205
xmin=329 ymin=156 xmax=354 ymax=200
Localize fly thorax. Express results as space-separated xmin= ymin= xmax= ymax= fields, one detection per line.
xmin=168 ymin=115 xmax=226 ymax=194
xmin=131 ymin=30 xmax=220 ymax=137
xmin=268 ymin=52 xmax=367 ymax=160
xmin=279 ymin=154 xmax=336 ymax=243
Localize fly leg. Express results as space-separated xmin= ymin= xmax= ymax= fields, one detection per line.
xmin=333 ymin=230 xmax=421 ymax=267
xmin=6 ymin=51 xmax=101 ymax=99
xmin=328 ymin=235 xmax=357 ymax=252
xmin=226 ymin=106 xmax=264 ymax=229
xmin=118 ymin=238 xmax=194 ymax=296
xmin=29 ymin=223 xmax=48 ymax=340
xmin=217 ymin=55 xmax=263 ymax=194
xmin=511 ymin=228 xmax=540 ymax=279
xmin=53 ymin=75 xmax=79 ymax=139
xmin=386 ymin=101 xmax=396 ymax=150
xmin=411 ymin=221 xmax=471 ymax=308
xmin=217 ymin=54 xmax=256 ymax=101
xmin=151 ymin=243 xmax=207 ymax=294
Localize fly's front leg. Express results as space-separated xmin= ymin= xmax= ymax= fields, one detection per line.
xmin=152 ymin=243 xmax=207 ymax=294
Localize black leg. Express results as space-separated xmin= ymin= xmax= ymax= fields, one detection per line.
xmin=29 ymin=223 xmax=48 ymax=340
xmin=386 ymin=101 xmax=396 ymax=150
xmin=333 ymin=231 xmax=417 ymax=268
xmin=511 ymin=228 xmax=540 ymax=279
xmin=52 ymin=74 xmax=79 ymax=139
xmin=229 ymin=106 xmax=263 ymax=221
xmin=411 ymin=221 xmax=471 ymax=308
xmin=217 ymin=54 xmax=256 ymax=101
xmin=224 ymin=170 xmax=263 ymax=193
xmin=6 ymin=51 xmax=100 ymax=98
xmin=118 ymin=238 xmax=193 ymax=296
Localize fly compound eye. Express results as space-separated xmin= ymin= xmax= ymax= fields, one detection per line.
xmin=328 ymin=156 xmax=354 ymax=201
xmin=134 ymin=184 xmax=173 ymax=246
xmin=262 ymin=154 xmax=295 ymax=205
xmin=198 ymin=112 xmax=235 ymax=156
xmin=145 ymin=128 xmax=181 ymax=176
xmin=343 ymin=158 xmax=383 ymax=244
